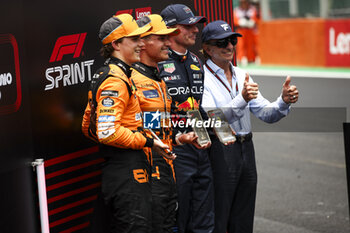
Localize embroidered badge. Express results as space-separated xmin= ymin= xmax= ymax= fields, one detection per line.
xmin=101 ymin=90 xmax=118 ymax=97
xmin=143 ymin=89 xmax=159 ymax=98
xmin=102 ymin=97 xmax=114 ymax=107
xmin=163 ymin=63 xmax=176 ymax=73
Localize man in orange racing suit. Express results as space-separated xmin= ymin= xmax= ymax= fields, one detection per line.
xmin=131 ymin=14 xmax=200 ymax=233
xmin=81 ymin=13 xmax=170 ymax=233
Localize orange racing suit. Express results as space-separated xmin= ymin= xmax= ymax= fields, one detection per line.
xmin=131 ymin=62 xmax=173 ymax=168
xmin=234 ymin=4 xmax=259 ymax=63
xmin=82 ymin=57 xmax=154 ymax=233
xmin=131 ymin=62 xmax=177 ymax=233
xmin=81 ymin=57 xmax=153 ymax=152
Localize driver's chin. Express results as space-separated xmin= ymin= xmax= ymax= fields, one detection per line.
xmin=187 ymin=38 xmax=196 ymax=46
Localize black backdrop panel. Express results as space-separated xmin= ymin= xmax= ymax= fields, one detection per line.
xmin=0 ymin=1 xmax=233 ymax=232
xmin=0 ymin=1 xmax=38 ymax=233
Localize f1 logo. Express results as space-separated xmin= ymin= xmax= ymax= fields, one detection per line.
xmin=49 ymin=33 xmax=87 ymax=62
xmin=221 ymin=24 xmax=229 ymax=31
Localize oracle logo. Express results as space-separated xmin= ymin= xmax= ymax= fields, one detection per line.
xmin=329 ymin=27 xmax=350 ymax=55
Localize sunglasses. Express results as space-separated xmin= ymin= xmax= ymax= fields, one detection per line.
xmin=209 ymin=36 xmax=238 ymax=48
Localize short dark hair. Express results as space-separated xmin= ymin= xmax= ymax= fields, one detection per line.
xmin=100 ymin=38 xmax=123 ymax=58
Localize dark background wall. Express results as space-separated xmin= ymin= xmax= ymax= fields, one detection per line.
xmin=0 ymin=0 xmax=234 ymax=232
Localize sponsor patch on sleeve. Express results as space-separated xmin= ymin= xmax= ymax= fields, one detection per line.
xmin=98 ymin=128 xmax=116 ymax=139
xmin=98 ymin=122 xmax=115 ymax=130
xmin=102 ymin=97 xmax=114 ymax=107
xmin=99 ymin=108 xmax=115 ymax=114
xmin=142 ymin=89 xmax=159 ymax=98
xmin=101 ymin=90 xmax=119 ymax=97
xmin=98 ymin=115 xmax=116 ymax=122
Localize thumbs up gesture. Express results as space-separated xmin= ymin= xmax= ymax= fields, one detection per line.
xmin=242 ymin=73 xmax=259 ymax=102
xmin=282 ymin=76 xmax=299 ymax=104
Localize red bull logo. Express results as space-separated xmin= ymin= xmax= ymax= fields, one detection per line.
xmin=175 ymin=97 xmax=199 ymax=112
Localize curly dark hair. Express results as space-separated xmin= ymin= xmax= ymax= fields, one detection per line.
xmin=100 ymin=38 xmax=124 ymax=58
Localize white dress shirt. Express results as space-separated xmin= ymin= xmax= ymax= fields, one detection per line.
xmin=201 ymin=59 xmax=290 ymax=135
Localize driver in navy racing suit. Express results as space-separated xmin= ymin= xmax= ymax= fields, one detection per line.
xmin=158 ymin=4 xmax=214 ymax=233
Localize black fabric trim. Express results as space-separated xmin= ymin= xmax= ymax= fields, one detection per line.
xmin=145 ymin=137 xmax=154 ymax=147
xmin=90 ymin=60 xmax=132 ymax=108
xmin=168 ymin=49 xmax=189 ymax=62
xmin=132 ymin=62 xmax=161 ymax=82
xmin=109 ymin=56 xmax=132 ymax=77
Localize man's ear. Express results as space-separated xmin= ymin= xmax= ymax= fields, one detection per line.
xmin=111 ymin=41 xmax=121 ymax=51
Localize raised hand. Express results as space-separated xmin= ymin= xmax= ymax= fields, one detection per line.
xmin=242 ymin=73 xmax=259 ymax=102
xmin=282 ymin=76 xmax=299 ymax=104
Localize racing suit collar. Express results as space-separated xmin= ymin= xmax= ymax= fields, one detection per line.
xmin=109 ymin=56 xmax=132 ymax=77
xmin=132 ymin=62 xmax=161 ymax=81
xmin=169 ymin=48 xmax=189 ymax=62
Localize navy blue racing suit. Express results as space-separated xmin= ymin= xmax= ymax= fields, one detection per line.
xmin=158 ymin=49 xmax=214 ymax=233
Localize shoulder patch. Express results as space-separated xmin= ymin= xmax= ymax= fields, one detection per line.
xmin=102 ymin=97 xmax=115 ymax=107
